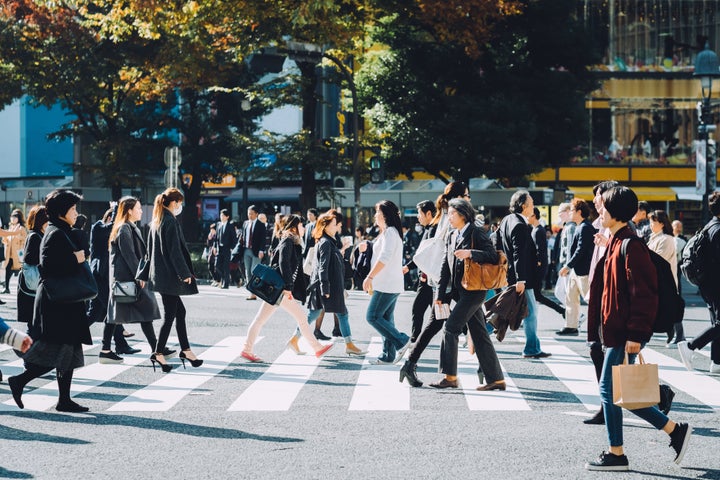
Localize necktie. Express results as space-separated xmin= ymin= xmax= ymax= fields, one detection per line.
xmin=248 ymin=221 xmax=253 ymax=249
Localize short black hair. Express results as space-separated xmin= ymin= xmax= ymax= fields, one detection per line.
xmin=532 ymin=207 xmax=541 ymax=219
xmin=509 ymin=190 xmax=531 ymax=214
xmin=220 ymin=209 xmax=229 ymax=218
xmin=248 ymin=205 xmax=258 ymax=214
xmin=45 ymin=189 xmax=83 ymax=221
xmin=416 ymin=200 xmax=436 ymax=216
xmin=637 ymin=200 xmax=650 ymax=213
xmin=307 ymin=208 xmax=319 ymax=217
xmin=710 ymin=191 xmax=720 ymax=216
xmin=602 ymin=186 xmax=638 ymax=223
xmin=592 ymin=180 xmax=620 ymax=196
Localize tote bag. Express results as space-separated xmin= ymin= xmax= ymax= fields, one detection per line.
xmin=553 ymin=275 xmax=568 ymax=305
xmin=413 ymin=215 xmax=450 ymax=283
xmin=44 ymin=261 xmax=98 ymax=303
xmin=612 ymin=352 xmax=660 ymax=410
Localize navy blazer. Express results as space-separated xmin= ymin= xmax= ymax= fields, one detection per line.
xmin=495 ymin=213 xmax=537 ymax=289
xmin=565 ymin=219 xmax=596 ymax=276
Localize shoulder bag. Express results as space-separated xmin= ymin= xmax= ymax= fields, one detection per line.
xmin=42 ymin=229 xmax=98 ymax=303
xmin=112 ymin=280 xmax=140 ymax=303
xmin=413 ymin=214 xmax=450 ymax=283
xmin=461 ymin=234 xmax=509 ymax=291
xmin=247 ymin=263 xmax=284 ymax=306
xmin=21 ymin=263 xmax=41 ymax=292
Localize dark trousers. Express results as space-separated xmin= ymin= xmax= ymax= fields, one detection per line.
xmin=534 ymin=289 xmax=565 ymax=315
xmin=101 ymin=324 xmax=131 ymax=351
xmin=410 ymin=282 xmax=434 ymax=341
xmin=157 ymin=294 xmax=190 ymax=354
xmin=216 ymin=250 xmax=231 ymax=288
xmin=689 ymin=288 xmax=720 ymax=362
xmin=4 ymin=258 xmax=16 ymax=292
xmin=439 ymin=289 xmax=503 ymax=383
xmin=408 ymin=309 xmax=443 ymax=364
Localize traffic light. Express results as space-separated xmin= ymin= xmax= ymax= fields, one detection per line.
xmin=369 ymin=156 xmax=384 ymax=184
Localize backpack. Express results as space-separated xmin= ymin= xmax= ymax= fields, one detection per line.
xmin=681 ymin=226 xmax=712 ymax=287
xmin=620 ymin=238 xmax=685 ymax=334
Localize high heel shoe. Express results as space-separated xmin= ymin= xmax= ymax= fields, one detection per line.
xmin=150 ymin=353 xmax=175 ymax=373
xmin=286 ymin=336 xmax=307 ymax=355
xmin=345 ymin=342 xmax=367 ymax=357
xmin=179 ymin=351 xmax=204 ymax=369
xmin=399 ymin=360 xmax=423 ymax=387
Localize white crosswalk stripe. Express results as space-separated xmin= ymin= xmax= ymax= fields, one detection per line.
xmin=3 ymin=335 xmax=720 ymax=413
xmin=109 ymin=336 xmax=249 ymax=412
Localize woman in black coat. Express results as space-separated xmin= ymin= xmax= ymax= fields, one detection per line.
xmin=288 ymin=210 xmax=366 ymax=357
xmin=104 ymin=197 xmax=162 ymax=362
xmin=17 ymin=206 xmax=48 ymax=337
xmin=9 ymin=189 xmax=93 ymax=412
xmin=241 ymin=214 xmax=334 ymax=362
xmin=430 ymin=198 xmax=505 ymax=391
xmin=139 ymin=188 xmax=202 ymax=373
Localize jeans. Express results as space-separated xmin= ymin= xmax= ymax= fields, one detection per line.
xmin=440 ymin=289 xmax=503 ymax=381
xmin=366 ymin=291 xmax=407 ymax=361
xmin=301 ymin=309 xmax=352 ymax=340
xmin=600 ymin=346 xmax=669 ymax=447
xmin=523 ymin=289 xmax=542 ymax=356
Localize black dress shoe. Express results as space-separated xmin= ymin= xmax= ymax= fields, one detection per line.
xmin=429 ymin=378 xmax=458 ymax=389
xmin=476 ymin=381 xmax=506 ymax=391
xmin=556 ymin=328 xmax=579 ymax=336
xmin=56 ymin=400 xmax=90 ymax=413
xmin=584 ymin=409 xmax=605 ymax=425
xmin=314 ymin=330 xmax=331 ymax=341
xmin=522 ymin=352 xmax=552 ymax=359
xmin=116 ymin=346 xmax=141 ymax=355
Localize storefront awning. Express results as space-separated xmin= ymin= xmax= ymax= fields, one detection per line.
xmin=224 ymin=186 xmax=301 ymax=202
xmin=671 ymin=186 xmax=720 ymax=202
xmin=568 ymin=186 xmax=677 ymax=202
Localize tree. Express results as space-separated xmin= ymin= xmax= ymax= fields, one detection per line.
xmin=357 ymin=0 xmax=598 ymax=186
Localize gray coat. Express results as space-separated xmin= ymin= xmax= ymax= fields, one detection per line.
xmin=306 ymin=234 xmax=347 ymax=314
xmin=107 ymin=223 xmax=161 ymax=324
xmin=145 ymin=212 xmax=198 ymax=296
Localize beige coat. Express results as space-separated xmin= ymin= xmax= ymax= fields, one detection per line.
xmin=647 ymin=231 xmax=677 ymax=289
xmin=2 ymin=225 xmax=28 ymax=270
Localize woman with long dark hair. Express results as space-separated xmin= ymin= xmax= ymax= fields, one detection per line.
xmin=241 ymin=214 xmax=334 ymax=362
xmin=17 ymin=205 xmax=49 ymax=337
xmin=288 ymin=210 xmax=366 ymax=356
xmin=103 ymin=196 xmax=163 ymax=363
xmin=363 ymin=200 xmax=410 ymax=365
xmin=9 ymin=189 xmax=92 ymax=412
xmin=140 ymin=188 xmax=202 ymax=373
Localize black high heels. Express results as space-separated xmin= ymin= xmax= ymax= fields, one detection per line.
xmin=179 ymin=351 xmax=203 ymax=369
xmin=150 ymin=353 xmax=174 ymax=373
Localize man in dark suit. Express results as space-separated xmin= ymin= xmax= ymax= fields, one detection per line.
xmin=558 ymin=198 xmax=596 ymax=335
xmin=495 ymin=190 xmax=551 ymax=359
xmin=215 ymin=209 xmax=237 ymax=289
xmin=241 ymin=205 xmax=266 ymax=300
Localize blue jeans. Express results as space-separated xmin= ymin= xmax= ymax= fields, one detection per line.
xmin=600 ymin=346 xmax=669 ymax=447
xmin=302 ymin=310 xmax=352 ymax=339
xmin=366 ymin=291 xmax=407 ymax=361
xmin=523 ymin=289 xmax=542 ymax=356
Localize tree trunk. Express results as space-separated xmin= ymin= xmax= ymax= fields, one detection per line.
xmin=297 ymin=61 xmax=319 ymax=212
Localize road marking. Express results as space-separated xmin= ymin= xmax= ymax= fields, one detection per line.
xmin=641 ymin=347 xmax=720 ymax=410
xmin=537 ymin=339 xmax=601 ymax=410
xmin=228 ymin=337 xmax=322 ymax=411
xmin=349 ymin=336 xmax=410 ymax=411
xmin=457 ymin=354 xmax=531 ymax=411
xmin=109 ymin=336 xmax=248 ymax=412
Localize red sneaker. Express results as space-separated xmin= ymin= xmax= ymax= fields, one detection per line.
xmin=241 ymin=351 xmax=264 ymax=363
xmin=315 ymin=343 xmax=334 ymax=358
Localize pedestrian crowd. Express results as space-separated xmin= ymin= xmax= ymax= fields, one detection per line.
xmin=2 ymin=178 xmax=719 ymax=472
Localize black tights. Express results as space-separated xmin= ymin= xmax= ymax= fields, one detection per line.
xmin=101 ymin=323 xmax=157 ymax=351
xmin=4 ymin=259 xmax=15 ymax=291
xmin=14 ymin=363 xmax=75 ymax=403
xmin=156 ymin=294 xmax=190 ymax=354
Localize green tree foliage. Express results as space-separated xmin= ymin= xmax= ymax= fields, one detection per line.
xmin=357 ymin=0 xmax=598 ymax=186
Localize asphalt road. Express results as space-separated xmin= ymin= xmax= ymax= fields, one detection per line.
xmin=0 ymin=278 xmax=718 ymax=480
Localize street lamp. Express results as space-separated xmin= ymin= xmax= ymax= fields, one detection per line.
xmin=694 ymin=43 xmax=720 ymax=225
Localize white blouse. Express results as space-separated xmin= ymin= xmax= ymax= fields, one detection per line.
xmin=370 ymin=226 xmax=404 ymax=293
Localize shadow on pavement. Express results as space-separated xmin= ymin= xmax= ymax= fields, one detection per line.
xmin=0 ymin=465 xmax=34 ymax=479
xmin=0 ymin=421 xmax=90 ymax=445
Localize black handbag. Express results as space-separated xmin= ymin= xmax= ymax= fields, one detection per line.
xmin=44 ymin=261 xmax=98 ymax=303
xmin=112 ymin=281 xmax=139 ymax=303
xmin=247 ymin=263 xmax=284 ymax=305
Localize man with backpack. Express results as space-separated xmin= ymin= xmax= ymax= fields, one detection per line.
xmin=678 ymin=192 xmax=720 ymax=374
xmin=585 ymin=186 xmax=691 ymax=471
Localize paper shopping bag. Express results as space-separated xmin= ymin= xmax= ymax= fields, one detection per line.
xmin=612 ymin=352 xmax=660 ymax=410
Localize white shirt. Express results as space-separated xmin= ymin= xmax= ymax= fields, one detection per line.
xmin=245 ymin=220 xmax=255 ymax=248
xmin=370 ymin=226 xmax=404 ymax=293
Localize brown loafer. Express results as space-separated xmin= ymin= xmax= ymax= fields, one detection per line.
xmin=429 ymin=378 xmax=458 ymax=389
xmin=476 ymin=380 xmax=506 ymax=391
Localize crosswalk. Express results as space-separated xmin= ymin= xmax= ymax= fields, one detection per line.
xmin=1 ymin=335 xmax=718 ymax=413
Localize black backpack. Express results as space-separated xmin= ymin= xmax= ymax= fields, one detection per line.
xmin=681 ymin=226 xmax=712 ymax=287
xmin=620 ymin=238 xmax=684 ymax=334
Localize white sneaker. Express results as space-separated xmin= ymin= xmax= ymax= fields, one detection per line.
xmin=710 ymin=361 xmax=720 ymax=374
xmin=677 ymin=341 xmax=695 ymax=371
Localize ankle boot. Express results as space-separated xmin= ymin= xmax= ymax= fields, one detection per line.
xmin=399 ymin=360 xmax=423 ymax=387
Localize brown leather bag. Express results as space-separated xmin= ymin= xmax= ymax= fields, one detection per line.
xmin=461 ymin=234 xmax=509 ymax=291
